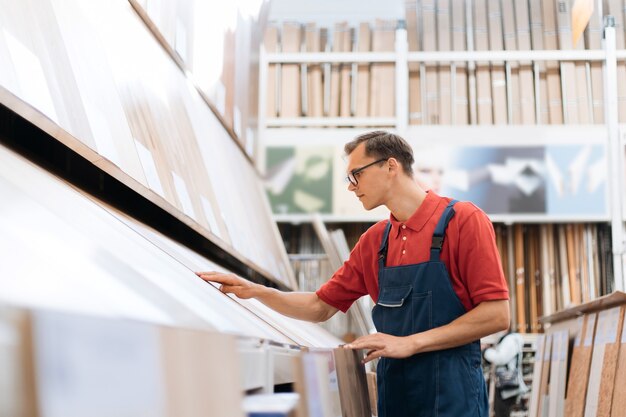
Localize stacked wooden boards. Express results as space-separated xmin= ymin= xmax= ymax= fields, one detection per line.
xmin=494 ymin=223 xmax=613 ymax=334
xmin=0 ymin=0 xmax=295 ymax=289
xmin=529 ymin=293 xmax=626 ymax=417
xmin=266 ymin=0 xmax=626 ymax=125
xmin=278 ymin=219 xmax=614 ymax=339
xmin=407 ymin=0 xmax=622 ymax=124
xmin=264 ymin=20 xmax=397 ymax=120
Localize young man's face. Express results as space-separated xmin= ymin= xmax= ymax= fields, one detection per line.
xmin=345 ymin=143 xmax=390 ymax=210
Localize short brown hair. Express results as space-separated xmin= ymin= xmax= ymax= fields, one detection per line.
xmin=344 ymin=131 xmax=414 ymax=176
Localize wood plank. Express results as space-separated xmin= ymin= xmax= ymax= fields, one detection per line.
xmin=474 ymin=0 xmax=492 ymax=124
xmin=558 ymin=225 xmax=572 ymax=308
xmin=584 ymin=307 xmax=625 ymax=417
xmin=555 ymin=0 xmax=579 ymax=124
xmin=565 ymin=314 xmax=597 ymax=417
xmin=368 ymin=20 xmax=395 ymax=118
xmin=221 ymin=29 xmax=236 ymax=127
xmin=514 ymin=224 xmax=527 ymax=333
xmin=579 ymin=224 xmax=591 ymax=303
xmin=371 ymin=19 xmax=395 ymax=118
xmin=422 ymin=0 xmax=439 ymax=123
xmin=329 ymin=23 xmax=344 ymax=117
xmin=552 ymin=225 xmax=563 ymax=311
xmin=548 ymin=327 xmax=572 ymax=417
xmin=334 ymin=348 xmax=372 ymax=417
xmin=541 ymin=0 xmax=564 ymax=124
xmin=506 ymin=225 xmax=517 ymax=328
xmin=293 ymin=351 xmax=338 ymax=417
xmin=355 ymin=23 xmax=371 ymax=118
xmin=0 ymin=308 xmax=37 ymax=417
xmin=502 ymin=0 xmax=521 ymax=124
xmin=264 ymin=26 xmax=279 ymax=118
xmin=406 ymin=1 xmax=423 ymax=125
xmin=160 ymin=326 xmax=244 ymax=417
xmin=587 ymin=225 xmax=599 ymax=301
xmin=451 ymin=0 xmax=467 ymax=124
xmin=487 ymin=0 xmax=508 ymax=124
xmin=280 ymin=22 xmax=302 ymax=118
xmin=541 ymin=292 xmax=626 ymax=326
xmin=586 ymin=4 xmax=604 ymax=123
xmin=566 ymin=224 xmax=582 ymax=305
xmin=526 ymin=226 xmax=538 ymax=331
xmin=540 ymin=225 xmax=554 ymax=318
xmin=437 ymin=0 xmax=452 ymax=124
xmin=339 ymin=24 xmax=352 ymax=117
xmin=597 ymin=306 xmax=624 ymax=416
xmin=305 ymin=23 xmax=323 ymax=117
xmin=529 ymin=334 xmax=546 ymax=417
xmin=366 ymin=371 xmax=378 ymax=416
xmin=529 ymin=0 xmax=549 ymax=124
xmin=536 ymin=333 xmax=553 ymax=417
xmin=610 ymin=308 xmax=626 ymax=416
xmin=514 ymin=0 xmax=536 ymax=124
xmin=30 ymin=309 xmax=244 ymax=417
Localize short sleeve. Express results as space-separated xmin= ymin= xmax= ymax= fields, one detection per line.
xmin=316 ymin=237 xmax=370 ymax=313
xmin=457 ymin=210 xmax=509 ymax=306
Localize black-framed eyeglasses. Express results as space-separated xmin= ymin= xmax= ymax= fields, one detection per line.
xmin=345 ymin=158 xmax=387 ymax=186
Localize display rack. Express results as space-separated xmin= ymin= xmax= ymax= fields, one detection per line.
xmin=257 ymin=19 xmax=626 ymax=294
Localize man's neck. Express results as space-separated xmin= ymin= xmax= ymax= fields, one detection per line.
xmin=386 ymin=181 xmax=428 ymax=222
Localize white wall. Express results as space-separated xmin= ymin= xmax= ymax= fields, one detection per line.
xmin=268 ymin=0 xmax=404 ymax=27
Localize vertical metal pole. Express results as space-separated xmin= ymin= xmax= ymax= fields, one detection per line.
xmin=603 ymin=17 xmax=625 ymax=291
xmin=466 ymin=0 xmax=478 ymax=125
xmin=533 ymin=62 xmax=541 ymax=123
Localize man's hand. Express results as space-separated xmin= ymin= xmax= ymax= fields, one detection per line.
xmin=196 ymin=271 xmax=259 ymax=299
xmin=196 ymin=271 xmax=338 ymax=322
xmin=344 ymin=333 xmax=416 ymax=364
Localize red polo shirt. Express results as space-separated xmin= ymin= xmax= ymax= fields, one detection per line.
xmin=316 ymin=192 xmax=509 ymax=313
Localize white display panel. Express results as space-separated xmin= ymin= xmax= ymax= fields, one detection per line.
xmin=0 ymin=145 xmax=292 ymax=343
xmin=0 ymin=0 xmax=295 ymax=289
xmin=107 ymin=206 xmax=343 ymax=348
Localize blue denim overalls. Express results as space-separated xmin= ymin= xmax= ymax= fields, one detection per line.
xmin=372 ymin=200 xmax=488 ymax=417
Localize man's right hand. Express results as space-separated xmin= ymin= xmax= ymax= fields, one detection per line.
xmin=196 ymin=271 xmax=259 ymax=299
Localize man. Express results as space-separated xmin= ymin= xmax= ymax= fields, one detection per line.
xmin=198 ymin=131 xmax=510 ymax=417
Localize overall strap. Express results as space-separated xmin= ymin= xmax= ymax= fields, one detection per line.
xmin=377 ymin=221 xmax=393 ymax=268
xmin=430 ymin=200 xmax=458 ymax=261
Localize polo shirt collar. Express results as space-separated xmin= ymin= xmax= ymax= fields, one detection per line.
xmin=389 ymin=191 xmax=443 ymax=237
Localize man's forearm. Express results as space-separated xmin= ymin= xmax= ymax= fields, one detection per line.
xmin=409 ymin=299 xmax=510 ymax=354
xmin=252 ymin=286 xmax=338 ymax=323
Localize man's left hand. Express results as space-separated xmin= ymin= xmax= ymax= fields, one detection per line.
xmin=344 ymin=333 xmax=416 ymax=363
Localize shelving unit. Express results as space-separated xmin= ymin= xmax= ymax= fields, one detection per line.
xmin=257 ymin=17 xmax=626 ymax=299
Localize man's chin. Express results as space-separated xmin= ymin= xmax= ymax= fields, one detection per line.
xmin=362 ymin=201 xmax=382 ymax=211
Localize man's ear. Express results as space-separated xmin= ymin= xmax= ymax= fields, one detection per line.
xmin=387 ymin=157 xmax=400 ymax=172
